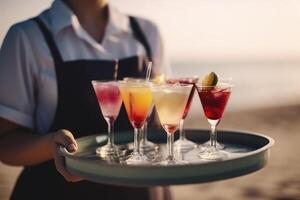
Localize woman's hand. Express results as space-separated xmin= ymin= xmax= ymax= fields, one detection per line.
xmin=51 ymin=129 xmax=82 ymax=182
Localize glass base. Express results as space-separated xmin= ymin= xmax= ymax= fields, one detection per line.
xmin=160 ymin=157 xmax=188 ymax=165
xmin=140 ymin=140 xmax=159 ymax=153
xmin=96 ymin=144 xmax=119 ymax=158
xmin=198 ymin=147 xmax=228 ymax=161
xmin=125 ymin=153 xmax=150 ymax=165
xmin=203 ymin=141 xmax=225 ymax=150
xmin=174 ymin=139 xmax=197 ymax=152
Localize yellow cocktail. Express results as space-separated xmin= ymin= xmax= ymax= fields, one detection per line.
xmin=151 ymin=83 xmax=192 ymax=165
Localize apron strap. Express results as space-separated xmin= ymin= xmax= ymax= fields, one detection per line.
xmin=129 ymin=16 xmax=153 ymax=62
xmin=33 ymin=17 xmax=63 ymax=65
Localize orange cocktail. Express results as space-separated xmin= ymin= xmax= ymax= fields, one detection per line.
xmin=118 ymin=81 xmax=153 ymax=164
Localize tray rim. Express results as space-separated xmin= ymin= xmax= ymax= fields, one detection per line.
xmin=60 ymin=128 xmax=275 ymax=169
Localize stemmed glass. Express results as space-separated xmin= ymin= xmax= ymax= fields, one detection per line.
xmin=92 ymin=81 xmax=123 ymax=157
xmin=123 ymin=78 xmax=157 ymax=152
xmin=167 ymin=77 xmax=199 ymax=152
xmin=151 ymin=83 xmax=193 ymax=165
xmin=140 ymin=105 xmax=158 ymax=152
xmin=118 ymin=81 xmax=153 ymax=164
xmin=196 ymin=83 xmax=232 ymax=160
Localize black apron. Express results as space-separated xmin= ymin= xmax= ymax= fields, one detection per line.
xmin=11 ymin=16 xmax=154 ymax=200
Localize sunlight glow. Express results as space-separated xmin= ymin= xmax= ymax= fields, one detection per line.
xmin=1 ymin=0 xmax=300 ymax=62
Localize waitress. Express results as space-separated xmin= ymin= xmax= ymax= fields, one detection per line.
xmin=0 ymin=0 xmax=170 ymax=199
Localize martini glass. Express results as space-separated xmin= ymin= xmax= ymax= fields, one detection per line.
xmin=92 ymin=81 xmax=122 ymax=158
xmin=123 ymin=78 xmax=157 ymax=152
xmin=167 ymin=77 xmax=198 ymax=152
xmin=118 ymin=81 xmax=153 ymax=164
xmin=202 ymin=78 xmax=233 ymax=150
xmin=140 ymin=105 xmax=158 ymax=153
xmin=196 ymin=83 xmax=232 ymax=160
xmin=151 ymin=83 xmax=192 ymax=165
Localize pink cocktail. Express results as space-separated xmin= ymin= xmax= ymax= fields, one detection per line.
xmin=92 ymin=81 xmax=122 ymax=157
xmin=167 ymin=77 xmax=198 ymax=152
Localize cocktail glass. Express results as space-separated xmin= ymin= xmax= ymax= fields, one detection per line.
xmin=123 ymin=78 xmax=157 ymax=152
xmin=118 ymin=81 xmax=153 ymax=164
xmin=92 ymin=81 xmax=122 ymax=157
xmin=196 ymin=83 xmax=232 ymax=160
xmin=201 ymin=77 xmax=233 ymax=149
xmin=151 ymin=83 xmax=193 ymax=165
xmin=167 ymin=77 xmax=198 ymax=152
xmin=140 ymin=105 xmax=158 ymax=153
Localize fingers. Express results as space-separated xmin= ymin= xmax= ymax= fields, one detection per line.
xmin=52 ymin=129 xmax=78 ymax=153
xmin=53 ymin=148 xmax=82 ymax=182
xmin=51 ymin=129 xmax=82 ymax=182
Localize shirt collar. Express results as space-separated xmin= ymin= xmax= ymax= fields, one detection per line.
xmin=49 ymin=0 xmax=73 ymax=34
xmin=49 ymin=0 xmax=132 ymax=36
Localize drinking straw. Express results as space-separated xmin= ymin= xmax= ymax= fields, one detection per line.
xmin=146 ymin=61 xmax=152 ymax=81
xmin=114 ymin=59 xmax=119 ymax=80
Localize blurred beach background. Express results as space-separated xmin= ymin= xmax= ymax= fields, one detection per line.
xmin=1 ymin=0 xmax=300 ymax=199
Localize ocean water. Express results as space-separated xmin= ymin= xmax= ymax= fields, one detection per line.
xmin=171 ymin=61 xmax=300 ymax=114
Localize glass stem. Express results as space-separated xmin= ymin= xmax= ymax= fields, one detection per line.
xmin=167 ymin=133 xmax=174 ymax=161
xmin=106 ymin=118 xmax=115 ymax=146
xmin=142 ymin=122 xmax=148 ymax=143
xmin=133 ymin=128 xmax=142 ymax=155
xmin=210 ymin=125 xmax=217 ymax=148
xmin=179 ymin=119 xmax=185 ymax=140
xmin=208 ymin=119 xmax=220 ymax=149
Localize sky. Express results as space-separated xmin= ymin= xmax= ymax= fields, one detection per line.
xmin=1 ymin=0 xmax=300 ymax=62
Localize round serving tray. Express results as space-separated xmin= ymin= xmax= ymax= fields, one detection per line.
xmin=60 ymin=129 xmax=274 ymax=186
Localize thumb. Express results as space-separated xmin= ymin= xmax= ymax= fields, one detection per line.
xmin=53 ymin=129 xmax=77 ymax=153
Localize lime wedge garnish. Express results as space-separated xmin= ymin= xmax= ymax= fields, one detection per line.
xmin=202 ymin=72 xmax=218 ymax=86
xmin=153 ymin=74 xmax=165 ymax=83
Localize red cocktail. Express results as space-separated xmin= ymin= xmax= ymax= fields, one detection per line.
xmin=198 ymin=88 xmax=231 ymax=120
xmin=196 ymin=83 xmax=232 ymax=160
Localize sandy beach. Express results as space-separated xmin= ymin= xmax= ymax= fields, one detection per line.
xmin=1 ymin=103 xmax=300 ymax=200
xmin=172 ymin=103 xmax=300 ymax=200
